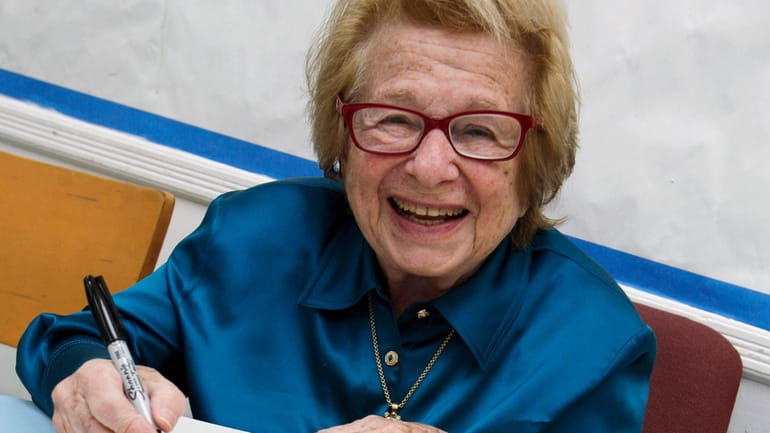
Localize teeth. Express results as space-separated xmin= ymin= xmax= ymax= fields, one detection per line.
xmin=393 ymin=198 xmax=463 ymax=218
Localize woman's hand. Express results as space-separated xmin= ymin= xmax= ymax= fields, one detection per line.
xmin=50 ymin=358 xmax=186 ymax=433
xmin=317 ymin=415 xmax=448 ymax=433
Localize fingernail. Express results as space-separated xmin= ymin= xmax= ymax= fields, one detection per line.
xmin=157 ymin=409 xmax=177 ymax=431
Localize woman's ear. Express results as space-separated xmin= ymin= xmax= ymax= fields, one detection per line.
xmin=337 ymin=150 xmax=348 ymax=178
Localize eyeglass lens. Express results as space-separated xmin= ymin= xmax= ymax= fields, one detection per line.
xmin=351 ymin=107 xmax=523 ymax=159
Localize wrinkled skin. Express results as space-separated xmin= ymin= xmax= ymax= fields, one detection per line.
xmin=50 ymin=359 xmax=185 ymax=433
xmin=317 ymin=415 xmax=448 ymax=433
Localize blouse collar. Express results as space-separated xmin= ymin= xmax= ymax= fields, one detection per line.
xmin=296 ymin=213 xmax=547 ymax=370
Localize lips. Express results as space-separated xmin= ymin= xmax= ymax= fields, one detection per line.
xmin=389 ymin=197 xmax=468 ymax=226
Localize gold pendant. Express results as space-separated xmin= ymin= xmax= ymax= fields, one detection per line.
xmin=384 ymin=404 xmax=401 ymax=420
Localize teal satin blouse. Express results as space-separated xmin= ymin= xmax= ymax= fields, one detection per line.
xmin=17 ymin=177 xmax=655 ymax=432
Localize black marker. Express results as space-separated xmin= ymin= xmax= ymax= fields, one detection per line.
xmin=84 ymin=275 xmax=160 ymax=433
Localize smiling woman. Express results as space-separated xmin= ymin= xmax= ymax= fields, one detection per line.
xmin=338 ymin=22 xmax=535 ymax=315
xmin=15 ymin=1 xmax=655 ymax=432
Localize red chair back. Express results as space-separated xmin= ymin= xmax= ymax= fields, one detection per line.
xmin=636 ymin=303 xmax=743 ymax=433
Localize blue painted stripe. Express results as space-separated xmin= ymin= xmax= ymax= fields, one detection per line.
xmin=0 ymin=69 xmax=322 ymax=180
xmin=2 ymin=67 xmax=768 ymax=331
xmin=570 ymin=236 xmax=770 ymax=331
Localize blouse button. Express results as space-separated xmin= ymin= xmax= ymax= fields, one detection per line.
xmin=417 ymin=309 xmax=430 ymax=320
xmin=384 ymin=350 xmax=399 ymax=367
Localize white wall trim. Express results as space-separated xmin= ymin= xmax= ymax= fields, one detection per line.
xmin=2 ymin=94 xmax=769 ymax=385
xmin=0 ymin=94 xmax=272 ymax=204
xmin=623 ymin=285 xmax=770 ymax=385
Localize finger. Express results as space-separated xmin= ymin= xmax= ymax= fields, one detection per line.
xmin=52 ymin=401 xmax=116 ymax=433
xmin=50 ymin=359 xmax=160 ymax=433
xmin=410 ymin=422 xmax=448 ymax=433
xmin=316 ymin=415 xmax=448 ymax=433
xmin=51 ymin=377 xmax=80 ymax=433
xmin=73 ymin=362 xmax=157 ymax=433
xmin=51 ymin=409 xmax=72 ymax=433
xmin=137 ymin=366 xmax=187 ymax=431
xmin=87 ymin=385 xmax=159 ymax=433
xmin=73 ymin=413 xmax=116 ymax=433
xmin=51 ymin=361 xmax=121 ymax=433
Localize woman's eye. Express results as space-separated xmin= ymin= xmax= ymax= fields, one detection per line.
xmin=462 ymin=126 xmax=495 ymax=139
xmin=379 ymin=114 xmax=411 ymax=125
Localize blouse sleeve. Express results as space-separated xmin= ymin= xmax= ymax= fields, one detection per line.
xmin=543 ymin=328 xmax=656 ymax=433
xmin=15 ymin=193 xmax=229 ymax=415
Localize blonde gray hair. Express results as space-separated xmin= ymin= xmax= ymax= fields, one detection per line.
xmin=306 ymin=0 xmax=579 ymax=249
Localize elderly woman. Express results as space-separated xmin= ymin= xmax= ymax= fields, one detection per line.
xmin=17 ymin=0 xmax=655 ymax=432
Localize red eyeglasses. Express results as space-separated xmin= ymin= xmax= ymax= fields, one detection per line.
xmin=337 ymin=97 xmax=537 ymax=161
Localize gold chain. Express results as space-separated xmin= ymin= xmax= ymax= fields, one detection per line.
xmin=367 ymin=292 xmax=454 ymax=420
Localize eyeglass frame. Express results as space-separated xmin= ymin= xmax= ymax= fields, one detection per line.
xmin=336 ymin=96 xmax=539 ymax=161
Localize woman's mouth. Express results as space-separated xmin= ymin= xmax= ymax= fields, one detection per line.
xmin=389 ymin=198 xmax=468 ymax=226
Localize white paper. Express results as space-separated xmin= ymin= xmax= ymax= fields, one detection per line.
xmin=170 ymin=416 xmax=249 ymax=433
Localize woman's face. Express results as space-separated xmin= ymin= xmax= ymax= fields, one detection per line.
xmin=343 ymin=21 xmax=532 ymax=291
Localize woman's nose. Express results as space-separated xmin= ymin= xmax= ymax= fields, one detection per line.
xmin=404 ymin=128 xmax=460 ymax=186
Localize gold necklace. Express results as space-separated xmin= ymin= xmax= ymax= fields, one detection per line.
xmin=367 ymin=292 xmax=455 ymax=420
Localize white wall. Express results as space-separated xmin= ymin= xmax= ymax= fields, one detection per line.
xmin=0 ymin=0 xmax=325 ymax=160
xmin=558 ymin=0 xmax=770 ymax=295
xmin=1 ymin=1 xmax=767 ymax=295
